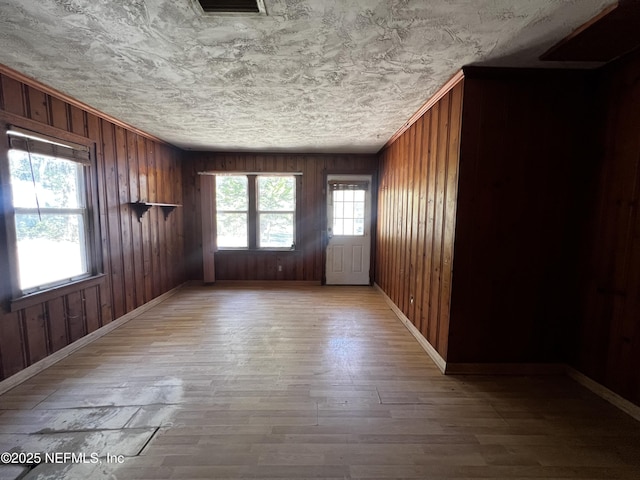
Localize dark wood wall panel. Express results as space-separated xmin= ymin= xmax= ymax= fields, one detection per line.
xmin=0 ymin=68 xmax=186 ymax=382
xmin=376 ymin=80 xmax=464 ymax=360
xmin=182 ymin=153 xmax=377 ymax=282
xmin=46 ymin=298 xmax=68 ymax=353
xmin=448 ymin=68 xmax=601 ymax=364
xmin=574 ymin=49 xmax=640 ymax=406
xmin=0 ymin=313 xmax=24 ymax=377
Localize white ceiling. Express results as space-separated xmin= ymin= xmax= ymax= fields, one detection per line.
xmin=0 ymin=0 xmax=614 ymax=153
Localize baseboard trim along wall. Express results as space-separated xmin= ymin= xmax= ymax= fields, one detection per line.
xmin=566 ymin=366 xmax=640 ymax=423
xmin=445 ymin=363 xmax=566 ymax=375
xmin=374 ymin=283 xmax=447 ymax=373
xmin=0 ymin=284 xmax=184 ymax=396
xmin=373 ymin=283 xmax=640 ymax=422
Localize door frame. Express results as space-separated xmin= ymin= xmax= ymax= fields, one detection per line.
xmin=321 ymin=168 xmax=378 ymax=285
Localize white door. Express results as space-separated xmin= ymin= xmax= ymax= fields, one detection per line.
xmin=325 ymin=174 xmax=372 ymax=285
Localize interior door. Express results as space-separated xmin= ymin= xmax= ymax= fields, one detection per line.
xmin=325 ymin=174 xmax=372 ymax=285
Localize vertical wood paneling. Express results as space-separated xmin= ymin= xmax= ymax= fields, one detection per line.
xmin=127 ymin=130 xmax=145 ymax=308
xmin=0 ymin=74 xmax=26 ymax=116
xmin=86 ymin=112 xmax=114 ymax=326
xmin=448 ymin=68 xmax=600 ymax=365
xmin=66 ymin=292 xmax=85 ymax=343
xmin=23 ymin=305 xmax=48 ymax=364
xmin=46 ymin=298 xmax=68 ymax=353
xmin=25 ymin=86 xmax=48 ymax=123
xmin=49 ymin=96 xmax=68 ymax=130
xmin=157 ymin=146 xmax=169 ymax=293
xmin=101 ymin=121 xmax=126 ymax=320
xmin=414 ymin=115 xmax=429 ymax=334
xmin=200 ymin=174 xmax=216 ymax=283
xmin=148 ymin=142 xmax=162 ymax=299
xmin=0 ymin=68 xmax=185 ymax=381
xmin=424 ymin=103 xmax=439 ymax=343
xmin=429 ymin=94 xmax=448 ymax=351
xmin=0 ymin=312 xmax=25 ymax=377
xmin=83 ymin=286 xmax=101 ymax=334
xmin=115 ymin=126 xmax=135 ymax=313
xmin=574 ymin=49 xmax=640 ymax=406
xmin=391 ymin=140 xmax=401 ymax=304
xmin=69 ymin=105 xmax=86 ymax=137
xmin=408 ymin=118 xmax=422 ymax=324
xmin=439 ymin=85 xmax=463 ymax=359
xmin=137 ymin=136 xmax=153 ymax=302
xmin=182 ymin=153 xmax=376 ymax=282
xmin=376 ymin=80 xmax=464 ymax=360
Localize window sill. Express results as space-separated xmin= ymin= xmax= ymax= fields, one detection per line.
xmin=10 ymin=274 xmax=106 ymax=312
xmin=216 ymin=249 xmax=298 ymax=253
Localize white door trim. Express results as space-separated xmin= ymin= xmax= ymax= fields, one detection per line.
xmin=325 ymin=174 xmax=372 ymax=285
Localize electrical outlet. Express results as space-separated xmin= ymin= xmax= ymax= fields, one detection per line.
xmin=278 ymin=265 xmax=282 ymax=272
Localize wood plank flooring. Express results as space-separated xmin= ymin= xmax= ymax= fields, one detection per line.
xmin=0 ymin=285 xmax=639 ymax=479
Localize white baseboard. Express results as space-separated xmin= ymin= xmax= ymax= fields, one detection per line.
xmin=0 ymin=284 xmax=184 ymax=395
xmin=374 ymin=283 xmax=446 ymax=373
xmin=373 ymin=283 xmax=640 ymax=420
xmin=566 ymin=366 xmax=640 ymax=422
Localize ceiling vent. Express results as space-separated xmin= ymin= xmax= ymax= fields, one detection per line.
xmin=196 ymin=0 xmax=267 ymax=15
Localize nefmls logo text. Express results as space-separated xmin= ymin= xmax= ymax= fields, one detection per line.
xmin=46 ymin=452 xmax=100 ymax=463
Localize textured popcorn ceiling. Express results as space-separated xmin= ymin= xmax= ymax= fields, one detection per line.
xmin=0 ymin=0 xmax=614 ymax=153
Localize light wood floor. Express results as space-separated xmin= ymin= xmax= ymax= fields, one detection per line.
xmin=0 ymin=285 xmax=639 ymax=479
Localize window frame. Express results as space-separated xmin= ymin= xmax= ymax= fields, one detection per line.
xmin=256 ymin=175 xmax=296 ymax=249
xmin=0 ymin=115 xmax=103 ymax=310
xmin=214 ymin=173 xmax=299 ymax=251
xmin=214 ymin=175 xmax=249 ymax=249
xmin=330 ymin=187 xmax=367 ymax=237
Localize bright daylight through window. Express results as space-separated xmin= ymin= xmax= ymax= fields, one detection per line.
xmin=7 ymin=129 xmax=91 ymax=293
xmin=257 ymin=176 xmax=295 ymax=248
xmin=215 ymin=175 xmax=248 ymax=248
xmin=215 ymin=175 xmax=295 ymax=249
xmin=332 ymin=189 xmax=366 ymax=236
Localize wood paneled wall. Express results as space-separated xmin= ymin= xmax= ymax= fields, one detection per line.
xmin=182 ymin=152 xmax=377 ymax=282
xmin=573 ymin=49 xmax=640 ymax=405
xmin=448 ymin=68 xmax=601 ymax=364
xmin=376 ymin=79 xmax=464 ymax=360
xmin=375 ymin=69 xmax=602 ymax=368
xmin=0 ymin=67 xmax=185 ymax=381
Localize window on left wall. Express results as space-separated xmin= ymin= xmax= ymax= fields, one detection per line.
xmin=6 ymin=126 xmax=94 ymax=294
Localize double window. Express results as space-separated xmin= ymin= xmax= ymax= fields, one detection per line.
xmin=215 ymin=174 xmax=296 ymax=250
xmin=5 ymin=126 xmax=95 ymax=294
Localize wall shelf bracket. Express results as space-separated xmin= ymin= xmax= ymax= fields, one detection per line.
xmin=130 ymin=202 xmax=181 ymax=221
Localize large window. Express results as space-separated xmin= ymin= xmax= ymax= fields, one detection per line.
xmin=215 ymin=175 xmax=248 ymax=248
xmin=257 ymin=176 xmax=295 ymax=248
xmin=215 ymin=174 xmax=296 ymax=250
xmin=6 ymin=126 xmax=94 ymax=294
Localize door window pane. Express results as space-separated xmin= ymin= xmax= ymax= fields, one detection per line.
xmin=332 ymin=189 xmax=366 ymax=236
